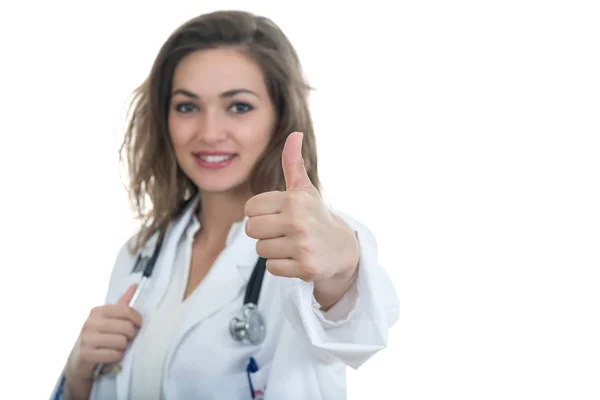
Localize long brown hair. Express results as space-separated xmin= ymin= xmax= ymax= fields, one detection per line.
xmin=120 ymin=10 xmax=320 ymax=252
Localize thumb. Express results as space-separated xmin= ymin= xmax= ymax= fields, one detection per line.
xmin=118 ymin=283 xmax=138 ymax=305
xmin=282 ymin=132 xmax=313 ymax=191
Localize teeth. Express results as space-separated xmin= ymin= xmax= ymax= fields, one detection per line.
xmin=199 ymin=154 xmax=235 ymax=163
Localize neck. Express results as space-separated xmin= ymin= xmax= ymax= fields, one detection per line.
xmin=196 ymin=185 xmax=252 ymax=248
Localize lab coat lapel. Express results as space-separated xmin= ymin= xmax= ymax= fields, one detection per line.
xmin=183 ymin=215 xmax=258 ymax=328
xmin=115 ymin=196 xmax=200 ymax=400
xmin=164 ymin=216 xmax=259 ymax=368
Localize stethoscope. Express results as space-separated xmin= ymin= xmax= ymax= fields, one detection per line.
xmin=92 ymin=218 xmax=268 ymax=380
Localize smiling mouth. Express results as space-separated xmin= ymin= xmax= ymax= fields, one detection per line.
xmin=194 ymin=153 xmax=237 ymax=163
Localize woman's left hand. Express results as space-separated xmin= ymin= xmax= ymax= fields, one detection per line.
xmin=245 ymin=132 xmax=360 ymax=290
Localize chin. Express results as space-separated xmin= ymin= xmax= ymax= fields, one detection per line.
xmin=193 ymin=177 xmax=250 ymax=195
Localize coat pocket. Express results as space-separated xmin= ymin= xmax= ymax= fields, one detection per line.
xmin=247 ymin=359 xmax=271 ymax=400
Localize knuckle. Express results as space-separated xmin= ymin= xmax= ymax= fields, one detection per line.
xmin=299 ymin=256 xmax=318 ymax=281
xmin=255 ymin=240 xmax=265 ymax=257
xmin=117 ymin=335 xmax=128 ymax=349
xmin=126 ymin=308 xmax=137 ymax=321
xmin=78 ymin=347 xmax=93 ymax=363
xmin=112 ymin=350 xmax=125 ymax=362
xmin=125 ymin=322 xmax=137 ymax=338
xmin=105 ymin=350 xmax=122 ymax=364
xmin=79 ymin=335 xmax=89 ymax=348
xmin=297 ymin=239 xmax=312 ymax=254
xmin=301 ymin=264 xmax=318 ymax=281
xmin=81 ymin=319 xmax=95 ymax=334
xmin=245 ymin=218 xmax=256 ymax=237
xmin=116 ymin=304 xmax=129 ymax=315
xmin=291 ymin=189 xmax=308 ymax=201
xmin=284 ymin=191 xmax=303 ymax=209
xmin=288 ymin=215 xmax=305 ymax=233
xmin=244 ymin=196 xmax=259 ymax=216
xmin=132 ymin=311 xmax=143 ymax=326
xmin=89 ymin=306 xmax=102 ymax=317
xmin=265 ymin=261 xmax=283 ymax=277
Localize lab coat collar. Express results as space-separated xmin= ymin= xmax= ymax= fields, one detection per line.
xmin=136 ymin=194 xmax=248 ymax=259
xmin=176 ymin=207 xmax=258 ymax=313
xmin=139 ymin=232 xmax=158 ymax=259
xmin=116 ymin=193 xmax=259 ymax=400
xmin=116 ymin=195 xmax=201 ymax=400
xmin=162 ymin=209 xmax=260 ymax=376
xmin=177 ymin=194 xmax=257 ymax=274
xmin=127 ymin=193 xmax=257 ymax=308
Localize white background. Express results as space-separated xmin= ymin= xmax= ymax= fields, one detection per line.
xmin=0 ymin=1 xmax=599 ymax=399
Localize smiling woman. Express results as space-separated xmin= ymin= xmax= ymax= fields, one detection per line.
xmin=49 ymin=9 xmax=399 ymax=400
xmin=168 ymin=48 xmax=276 ymax=196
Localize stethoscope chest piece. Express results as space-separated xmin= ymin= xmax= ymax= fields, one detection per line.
xmin=230 ymin=303 xmax=266 ymax=345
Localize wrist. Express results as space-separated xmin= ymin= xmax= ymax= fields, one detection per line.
xmin=65 ymin=342 xmax=93 ymax=399
xmin=332 ymin=213 xmax=360 ymax=279
xmin=65 ymin=371 xmax=92 ymax=400
xmin=313 ymin=258 xmax=359 ymax=311
xmin=312 ymin=214 xmax=360 ymax=310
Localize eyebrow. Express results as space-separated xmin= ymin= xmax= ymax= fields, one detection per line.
xmin=171 ymin=88 xmax=260 ymax=99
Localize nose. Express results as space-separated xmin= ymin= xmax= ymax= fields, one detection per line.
xmin=197 ymin=109 xmax=227 ymax=144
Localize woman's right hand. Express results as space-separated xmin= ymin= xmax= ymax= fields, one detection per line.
xmin=66 ymin=283 xmax=143 ymax=386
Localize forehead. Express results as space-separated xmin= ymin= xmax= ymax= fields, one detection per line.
xmin=171 ymin=48 xmax=267 ymax=96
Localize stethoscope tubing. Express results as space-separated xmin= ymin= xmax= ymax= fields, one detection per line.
xmin=89 ymin=208 xmax=266 ymax=381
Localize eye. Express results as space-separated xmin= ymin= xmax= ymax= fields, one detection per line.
xmin=174 ymin=102 xmax=198 ymax=113
xmin=229 ymin=102 xmax=253 ymax=114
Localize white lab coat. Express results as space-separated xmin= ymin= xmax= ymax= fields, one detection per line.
xmin=50 ymin=196 xmax=399 ymax=400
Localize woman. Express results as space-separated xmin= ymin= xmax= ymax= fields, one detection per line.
xmin=50 ymin=10 xmax=399 ymax=400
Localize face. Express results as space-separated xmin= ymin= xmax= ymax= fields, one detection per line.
xmin=168 ymin=48 xmax=276 ymax=195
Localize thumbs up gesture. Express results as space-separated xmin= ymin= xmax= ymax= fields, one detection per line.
xmin=245 ymin=132 xmax=360 ymax=288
